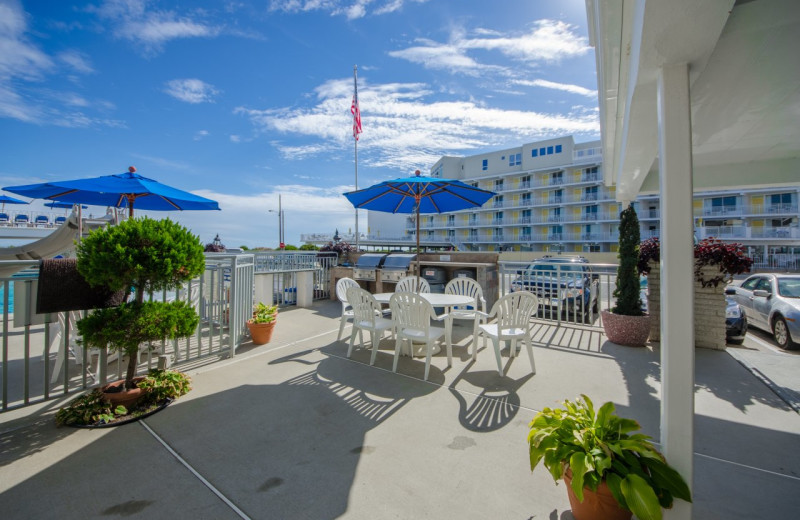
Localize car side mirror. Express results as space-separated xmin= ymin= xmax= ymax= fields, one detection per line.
xmin=753 ymin=289 xmax=771 ymax=298
xmin=724 ymin=287 xmax=736 ymax=295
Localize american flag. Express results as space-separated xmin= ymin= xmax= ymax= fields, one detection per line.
xmin=351 ymin=78 xmax=362 ymax=141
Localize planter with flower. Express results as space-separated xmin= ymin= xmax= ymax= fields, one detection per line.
xmin=247 ymin=302 xmax=278 ymax=345
xmin=528 ymin=395 xmax=692 ymax=520
xmin=639 ymin=236 xmax=753 ymax=349
xmin=601 ymin=204 xmax=651 ymax=346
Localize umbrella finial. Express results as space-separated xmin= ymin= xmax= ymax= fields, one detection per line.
xmin=128 ymin=166 xmax=136 ymax=173
xmin=415 ymin=169 xmax=421 ymax=177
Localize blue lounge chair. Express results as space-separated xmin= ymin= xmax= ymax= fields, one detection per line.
xmin=35 ymin=215 xmax=49 ymax=226
xmin=54 ymin=215 xmax=67 ymax=226
xmin=0 ymin=213 xmax=8 ymax=225
xmin=14 ymin=214 xmax=29 ymax=226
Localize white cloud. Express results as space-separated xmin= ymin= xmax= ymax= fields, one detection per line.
xmin=57 ymin=50 xmax=94 ymax=74
xmin=389 ymin=20 xmax=590 ymax=75
xmin=163 ymin=185 xmax=360 ymax=248
xmin=90 ymin=0 xmax=221 ymax=53
xmin=268 ymin=0 xmax=427 ymax=18
xmin=513 ymin=78 xmax=597 ymax=98
xmin=0 ymin=0 xmax=53 ymax=81
xmin=229 ymin=134 xmax=241 ymax=143
xmin=0 ymin=1 xmax=117 ymax=126
xmin=164 ymin=79 xmax=220 ymax=104
xmin=193 ymin=129 xmax=210 ymax=141
xmin=237 ymin=77 xmax=598 ymax=172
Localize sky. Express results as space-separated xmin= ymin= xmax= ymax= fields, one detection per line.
xmin=0 ymin=0 xmax=599 ymax=248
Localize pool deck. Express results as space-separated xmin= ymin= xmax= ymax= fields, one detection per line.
xmin=1 ymin=299 xmax=799 ymax=519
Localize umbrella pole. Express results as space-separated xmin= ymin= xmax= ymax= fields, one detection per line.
xmin=415 ymin=199 xmax=421 ymax=293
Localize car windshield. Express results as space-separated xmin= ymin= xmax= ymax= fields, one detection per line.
xmin=530 ymin=263 xmax=584 ymax=273
xmin=777 ymin=278 xmax=800 ymax=298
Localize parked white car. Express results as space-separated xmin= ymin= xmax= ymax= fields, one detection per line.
xmin=725 ymin=274 xmax=800 ymax=349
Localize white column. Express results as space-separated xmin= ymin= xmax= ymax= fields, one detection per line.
xmin=657 ymin=63 xmax=694 ymax=520
xmin=296 ymin=270 xmax=314 ymax=308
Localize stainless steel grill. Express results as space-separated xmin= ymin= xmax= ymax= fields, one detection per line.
xmin=380 ymin=254 xmax=417 ymax=283
xmin=352 ymin=253 xmax=388 ymax=281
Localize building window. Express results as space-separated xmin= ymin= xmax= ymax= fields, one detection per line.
xmin=540 ymin=147 xmax=546 ymax=155
xmin=531 ymin=149 xmax=538 ymax=157
xmin=509 ymin=153 xmax=521 ymax=166
xmin=555 ymin=144 xmax=562 ymax=153
xmin=771 ymin=193 xmax=792 ymax=204
xmin=495 ymin=179 xmax=504 ymax=191
xmin=547 ymin=146 xmax=554 ymax=154
xmin=482 ymin=159 xmax=488 ymax=171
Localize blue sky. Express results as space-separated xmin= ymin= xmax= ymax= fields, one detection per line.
xmin=0 ymin=0 xmax=599 ymax=248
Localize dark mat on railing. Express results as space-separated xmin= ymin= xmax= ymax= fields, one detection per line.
xmin=36 ymin=258 xmax=127 ymax=314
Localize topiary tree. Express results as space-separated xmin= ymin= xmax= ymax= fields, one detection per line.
xmin=612 ymin=204 xmax=644 ymax=316
xmin=76 ymin=217 xmax=206 ymax=389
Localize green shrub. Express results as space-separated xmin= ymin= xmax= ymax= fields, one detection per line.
xmin=76 ymin=217 xmax=205 ymax=389
xmin=612 ymin=204 xmax=643 ymax=316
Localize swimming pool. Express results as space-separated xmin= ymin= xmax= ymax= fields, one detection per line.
xmin=0 ymin=282 xmax=14 ymax=314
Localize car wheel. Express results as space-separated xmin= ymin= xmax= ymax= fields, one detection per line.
xmin=727 ymin=337 xmax=744 ymax=345
xmin=772 ymin=316 xmax=798 ymax=350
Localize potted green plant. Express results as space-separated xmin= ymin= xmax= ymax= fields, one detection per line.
xmin=75 ymin=217 xmax=205 ymax=407
xmin=246 ymin=302 xmax=278 ymax=345
xmin=528 ymin=395 xmax=692 ymax=520
xmin=601 ymin=204 xmax=650 ymax=346
xmin=55 ymin=369 xmax=192 ymax=427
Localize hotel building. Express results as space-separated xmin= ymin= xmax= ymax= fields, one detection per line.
xmin=426 ymin=135 xmax=799 ymax=269
xmin=305 ymin=135 xmax=799 ymax=270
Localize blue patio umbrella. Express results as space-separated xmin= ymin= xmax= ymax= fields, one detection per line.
xmin=3 ymin=166 xmax=220 ymax=217
xmin=0 ymin=194 xmax=29 ymax=212
xmin=343 ymin=170 xmax=495 ymax=285
xmin=44 ymin=201 xmax=88 ymax=209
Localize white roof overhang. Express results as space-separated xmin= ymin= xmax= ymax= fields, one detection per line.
xmin=586 ymin=0 xmax=800 ymax=202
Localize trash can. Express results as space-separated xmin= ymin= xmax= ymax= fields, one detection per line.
xmin=422 ymin=266 xmax=447 ymax=285
xmin=452 ymin=268 xmax=476 ymax=280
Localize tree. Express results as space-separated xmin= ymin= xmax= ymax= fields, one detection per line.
xmin=76 ymin=217 xmax=206 ymax=389
xmin=612 ymin=204 xmax=643 ymax=316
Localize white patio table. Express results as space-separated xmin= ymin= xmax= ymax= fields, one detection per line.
xmin=372 ymin=292 xmax=475 ymax=356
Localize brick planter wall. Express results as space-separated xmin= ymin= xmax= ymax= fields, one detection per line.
xmin=646 ymin=262 xmax=727 ymax=350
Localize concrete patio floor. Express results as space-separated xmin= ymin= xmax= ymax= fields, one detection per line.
xmin=1 ymin=299 xmax=799 ymax=519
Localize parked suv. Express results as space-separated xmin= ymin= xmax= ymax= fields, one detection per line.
xmin=510 ymin=256 xmax=599 ymax=319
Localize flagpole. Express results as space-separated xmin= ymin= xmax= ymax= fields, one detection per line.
xmin=353 ymin=64 xmax=359 ymax=252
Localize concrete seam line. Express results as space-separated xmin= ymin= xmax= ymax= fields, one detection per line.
xmin=139 ymin=420 xmax=252 ymax=520
xmin=695 ymin=451 xmax=800 ymax=482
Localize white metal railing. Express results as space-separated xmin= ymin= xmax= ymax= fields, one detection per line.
xmin=498 ymin=260 xmax=617 ymax=328
xmin=0 ymin=254 xmax=257 ymax=413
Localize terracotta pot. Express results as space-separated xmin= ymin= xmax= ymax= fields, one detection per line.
xmin=102 ymin=377 xmax=146 ymax=409
xmin=564 ymin=469 xmax=632 ymax=520
xmin=247 ymin=320 xmax=276 ymax=345
xmin=601 ymin=310 xmax=651 ymax=347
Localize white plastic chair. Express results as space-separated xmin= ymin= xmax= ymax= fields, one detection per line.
xmin=477 ymin=291 xmax=539 ymax=376
xmin=336 ymin=277 xmax=360 ymax=341
xmin=390 ymin=292 xmax=451 ymax=381
xmin=395 ymin=275 xmax=430 ymax=294
xmin=445 ymin=277 xmax=487 ymax=358
xmin=346 ymin=286 xmax=394 ymax=365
